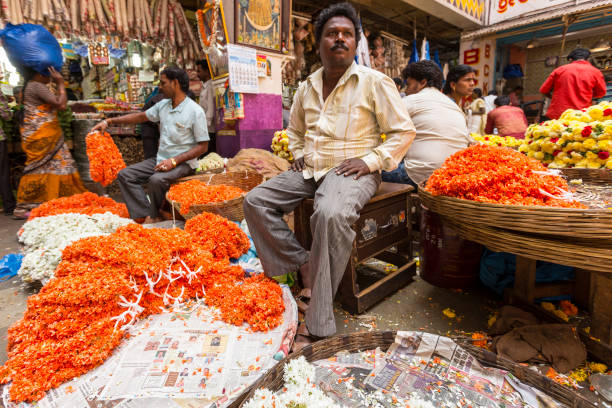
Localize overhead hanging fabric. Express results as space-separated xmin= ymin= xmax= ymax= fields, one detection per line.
xmin=420 ymin=37 xmax=430 ymax=61
xmin=433 ymin=49 xmax=442 ymax=69
xmin=355 ymin=23 xmax=370 ymax=67
xmin=409 ymin=40 xmax=419 ymax=63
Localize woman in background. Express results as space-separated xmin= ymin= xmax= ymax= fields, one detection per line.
xmin=13 ymin=67 xmax=86 ymax=219
xmin=467 ymin=88 xmax=487 ymax=135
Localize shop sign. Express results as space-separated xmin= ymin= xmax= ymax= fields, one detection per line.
xmin=459 ymin=37 xmax=496 ymax=95
xmin=489 ymin=0 xmax=570 ymax=24
xmin=441 ymin=0 xmax=487 ymax=23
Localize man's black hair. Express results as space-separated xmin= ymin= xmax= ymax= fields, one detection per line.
xmin=161 ymin=67 xmax=190 ymax=93
xmin=488 ymin=90 xmax=498 ymax=96
xmin=567 ymin=48 xmax=590 ymax=62
xmin=494 ymin=95 xmax=510 ymax=106
xmin=314 ymin=2 xmax=361 ymax=45
xmin=195 ymin=59 xmax=209 ymax=71
xmin=402 ymin=60 xmax=444 ymax=90
xmin=392 ymin=77 xmax=403 ymax=87
xmin=473 ymin=87 xmax=482 ymax=98
xmin=442 ymin=64 xmax=476 ymax=94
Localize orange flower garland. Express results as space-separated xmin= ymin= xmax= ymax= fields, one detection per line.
xmin=167 ymin=180 xmax=245 ymax=215
xmin=185 ymin=212 xmax=251 ymax=260
xmin=85 ymin=131 xmax=126 ymax=187
xmin=28 ymin=192 xmax=129 ymax=220
xmin=1 ymin=220 xmax=284 ymax=402
xmin=425 ymin=145 xmax=586 ymax=208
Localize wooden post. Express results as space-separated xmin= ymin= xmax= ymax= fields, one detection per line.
xmin=591 ymin=272 xmax=612 ymax=344
xmin=513 ymin=256 xmax=537 ymax=303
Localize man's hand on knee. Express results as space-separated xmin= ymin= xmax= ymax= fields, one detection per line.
xmin=335 ymin=158 xmax=370 ymax=180
xmin=291 ymin=157 xmax=305 ymax=172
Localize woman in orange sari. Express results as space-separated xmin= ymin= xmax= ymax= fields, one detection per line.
xmin=13 ymin=67 xmax=86 ymax=219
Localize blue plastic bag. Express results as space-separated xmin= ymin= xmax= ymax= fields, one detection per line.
xmin=0 ymin=23 xmax=63 ymax=75
xmin=0 ymin=253 xmax=23 ymax=282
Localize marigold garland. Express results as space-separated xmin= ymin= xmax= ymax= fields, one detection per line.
xmin=28 ymin=192 xmax=129 ymax=220
xmin=85 ymin=131 xmax=126 ymax=186
xmin=425 ymin=145 xmax=586 ymax=208
xmin=167 ymin=180 xmax=245 ymax=215
xmin=1 ymin=220 xmax=284 ymax=402
xmin=184 ymin=212 xmax=251 ymax=260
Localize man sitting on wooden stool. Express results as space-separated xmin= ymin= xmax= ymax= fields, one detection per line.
xmin=243 ymin=2 xmax=415 ymax=351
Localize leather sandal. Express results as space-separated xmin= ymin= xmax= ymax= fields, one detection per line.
xmin=291 ymin=322 xmax=323 ymax=353
xmin=295 ymin=288 xmax=311 ymax=314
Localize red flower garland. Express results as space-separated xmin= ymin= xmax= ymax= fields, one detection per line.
xmin=1 ymin=219 xmax=283 ymax=402
xmin=185 ymin=212 xmax=251 ymax=260
xmin=167 ymin=180 xmax=245 ymax=215
xmin=86 ymin=131 xmax=126 ymax=186
xmin=28 ymin=192 xmax=129 ymax=220
xmin=425 ymin=145 xmax=585 ymax=208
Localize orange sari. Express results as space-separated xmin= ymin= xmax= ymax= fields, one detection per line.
xmin=17 ymin=86 xmax=86 ymax=206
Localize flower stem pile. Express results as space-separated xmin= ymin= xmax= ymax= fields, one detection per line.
xmin=518 ymin=101 xmax=612 ymax=169
xmin=86 ymin=131 xmax=126 ymax=186
xmin=0 ymin=217 xmax=284 ymax=402
xmin=28 ymin=192 xmax=129 ymax=220
xmin=425 ymin=145 xmax=585 ymax=208
xmin=167 ymin=180 xmax=245 ymax=215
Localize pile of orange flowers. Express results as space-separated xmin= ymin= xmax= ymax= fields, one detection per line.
xmin=185 ymin=212 xmax=251 ymax=259
xmin=85 ymin=131 xmax=126 ymax=186
xmin=167 ymin=180 xmax=245 ymax=215
xmin=1 ymin=220 xmax=284 ymax=402
xmin=28 ymin=192 xmax=129 ymax=220
xmin=425 ymin=145 xmax=586 ymax=208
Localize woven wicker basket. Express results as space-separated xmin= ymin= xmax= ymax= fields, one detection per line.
xmin=442 ymin=217 xmax=612 ymax=273
xmin=167 ymin=171 xmax=264 ymax=221
xmin=561 ymin=168 xmax=612 ymax=185
xmin=231 ymin=331 xmax=596 ymax=408
xmin=418 ymin=183 xmax=612 ymax=239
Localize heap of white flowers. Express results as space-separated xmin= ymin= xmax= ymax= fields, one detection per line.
xmin=243 ymin=356 xmax=340 ymax=408
xmin=18 ymin=212 xmax=132 ymax=283
xmin=243 ymin=356 xmax=438 ymax=408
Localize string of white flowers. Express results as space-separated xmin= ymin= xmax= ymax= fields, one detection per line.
xmin=17 ymin=213 xmax=132 ymax=283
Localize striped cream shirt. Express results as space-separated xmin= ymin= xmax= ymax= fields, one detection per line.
xmin=287 ymin=62 xmax=416 ymax=181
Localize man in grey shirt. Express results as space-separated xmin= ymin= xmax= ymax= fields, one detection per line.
xmin=92 ymin=67 xmax=209 ymax=223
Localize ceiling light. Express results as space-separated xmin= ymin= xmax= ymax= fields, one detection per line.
xmin=526 ymin=38 xmax=539 ymax=49
xmin=591 ymin=38 xmax=611 ymax=52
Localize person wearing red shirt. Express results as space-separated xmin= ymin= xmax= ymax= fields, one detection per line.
xmin=485 ymin=95 xmax=528 ymax=139
xmin=539 ymin=48 xmax=606 ymax=119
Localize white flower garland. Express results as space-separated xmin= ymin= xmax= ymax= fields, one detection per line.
xmin=18 ymin=212 xmax=132 ymax=283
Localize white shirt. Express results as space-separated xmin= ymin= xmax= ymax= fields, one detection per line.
xmin=402 ymin=87 xmax=470 ymax=185
xmin=483 ymin=95 xmax=497 ymax=114
xmin=199 ymin=79 xmax=216 ymax=133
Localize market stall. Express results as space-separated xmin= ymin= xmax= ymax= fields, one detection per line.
xmin=416 ymin=105 xmax=612 ymax=367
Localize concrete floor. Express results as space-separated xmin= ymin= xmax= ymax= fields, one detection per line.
xmin=0 ymin=215 xmax=501 ymax=365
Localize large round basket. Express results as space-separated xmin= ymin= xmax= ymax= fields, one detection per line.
xmin=231 ymin=331 xmax=595 ymax=408
xmin=418 ymin=182 xmax=612 ymax=239
xmin=167 ymin=171 xmax=264 ymax=221
xmin=560 ymin=168 xmax=612 ymax=185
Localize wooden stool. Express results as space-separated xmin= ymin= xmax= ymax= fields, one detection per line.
xmin=294 ymin=182 xmax=417 ymax=314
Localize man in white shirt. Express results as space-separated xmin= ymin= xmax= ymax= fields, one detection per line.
xmin=382 ymin=60 xmax=470 ymax=189
xmin=196 ymin=59 xmax=216 ymax=152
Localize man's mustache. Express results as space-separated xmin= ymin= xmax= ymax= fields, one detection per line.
xmin=331 ymin=43 xmax=349 ymax=51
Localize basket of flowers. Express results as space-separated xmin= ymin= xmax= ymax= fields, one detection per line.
xmin=166 ymin=171 xmax=264 ymax=221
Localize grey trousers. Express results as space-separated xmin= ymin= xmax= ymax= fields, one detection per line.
xmin=243 ymin=169 xmax=381 ymax=337
xmin=117 ymin=157 xmax=194 ymax=219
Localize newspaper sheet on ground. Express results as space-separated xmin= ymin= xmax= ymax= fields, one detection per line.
xmin=307 ymin=331 xmax=563 ymax=408
xmin=2 ymin=286 xmax=297 ymax=408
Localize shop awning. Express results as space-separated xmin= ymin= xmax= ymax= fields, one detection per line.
xmin=462 ymin=0 xmax=612 ymax=40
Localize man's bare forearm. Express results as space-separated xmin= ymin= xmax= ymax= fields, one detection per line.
xmin=173 ymin=142 xmax=208 ymax=164
xmin=107 ymin=112 xmax=149 ymax=125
